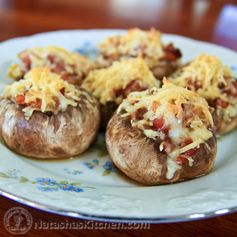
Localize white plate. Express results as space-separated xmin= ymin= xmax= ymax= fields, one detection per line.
xmin=0 ymin=30 xmax=237 ymax=223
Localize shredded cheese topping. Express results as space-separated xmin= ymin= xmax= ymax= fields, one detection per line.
xmin=170 ymin=54 xmax=237 ymax=122
xmin=118 ymin=81 xmax=214 ymax=179
xmin=98 ymin=28 xmax=166 ymax=68
xmin=82 ymin=58 xmax=160 ymax=105
xmin=3 ymin=67 xmax=82 ymax=119
xmin=170 ymin=54 xmax=232 ymax=99
xmin=8 ymin=46 xmax=90 ymax=81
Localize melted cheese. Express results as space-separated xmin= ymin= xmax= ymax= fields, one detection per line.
xmin=98 ymin=28 xmax=165 ymax=67
xmin=166 ymin=150 xmax=181 ymax=179
xmin=8 ymin=46 xmax=90 ymax=80
xmin=118 ymin=81 xmax=214 ymax=179
xmin=3 ymin=67 xmax=81 ymax=119
xmin=81 ymin=58 xmax=160 ymax=105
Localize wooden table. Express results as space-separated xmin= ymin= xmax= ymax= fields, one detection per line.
xmin=0 ymin=0 xmax=237 ymax=236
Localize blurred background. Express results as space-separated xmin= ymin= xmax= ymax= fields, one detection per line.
xmin=0 ymin=0 xmax=236 ymax=50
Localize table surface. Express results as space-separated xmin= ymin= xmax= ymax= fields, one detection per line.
xmin=0 ymin=0 xmax=237 ymax=236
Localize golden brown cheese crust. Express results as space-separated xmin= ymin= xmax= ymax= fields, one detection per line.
xmin=0 ymin=91 xmax=100 ymax=159
xmin=106 ymin=114 xmax=217 ymax=185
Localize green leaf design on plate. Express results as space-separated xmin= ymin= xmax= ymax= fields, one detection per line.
xmin=59 ymin=180 xmax=69 ymax=185
xmin=92 ymin=159 xmax=99 ymax=165
xmin=0 ymin=172 xmax=10 ymax=178
xmin=102 ymin=170 xmax=111 ymax=176
xmin=98 ymin=149 xmax=108 ymax=157
xmin=19 ymin=176 xmax=29 ymax=183
xmin=70 ymin=182 xmax=81 ymax=186
xmin=0 ymin=169 xmax=93 ymax=192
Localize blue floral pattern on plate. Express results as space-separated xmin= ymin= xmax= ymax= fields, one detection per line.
xmin=103 ymin=161 xmax=117 ymax=176
xmin=63 ymin=159 xmax=117 ymax=176
xmin=36 ymin=178 xmax=83 ymax=192
xmin=75 ymin=41 xmax=98 ymax=59
xmin=0 ymin=135 xmax=117 ymax=193
xmin=0 ymin=169 xmax=89 ymax=193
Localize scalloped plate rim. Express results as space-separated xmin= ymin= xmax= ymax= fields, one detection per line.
xmin=1 ymin=188 xmax=236 ymax=223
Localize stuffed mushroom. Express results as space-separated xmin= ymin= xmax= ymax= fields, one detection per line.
xmin=169 ymin=54 xmax=237 ymax=135
xmin=82 ymin=57 xmax=160 ymax=127
xmin=8 ymin=46 xmax=92 ymax=85
xmin=96 ymin=28 xmax=182 ymax=80
xmin=0 ymin=67 xmax=100 ymax=159
xmin=106 ymin=82 xmax=216 ymax=185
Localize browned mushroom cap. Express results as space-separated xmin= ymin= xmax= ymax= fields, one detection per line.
xmin=0 ymin=91 xmax=100 ymax=159
xmin=106 ymin=114 xmax=216 ymax=185
xmin=212 ymin=111 xmax=237 ymax=135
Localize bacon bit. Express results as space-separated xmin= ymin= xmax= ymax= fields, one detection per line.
xmin=232 ymin=80 xmax=237 ymax=89
xmin=21 ymin=55 xmax=31 ymax=70
xmin=47 ymin=54 xmax=56 ymax=63
xmin=15 ymin=95 xmax=25 ymax=105
xmin=176 ymin=155 xmax=188 ymax=165
xmin=180 ymin=138 xmax=198 ymax=157
xmin=216 ymin=98 xmax=229 ymax=108
xmin=185 ymin=147 xmax=198 ymax=157
xmin=151 ymin=101 xmax=159 ymax=112
xmin=60 ymin=88 xmax=65 ymax=95
xmin=114 ymin=88 xmax=124 ymax=97
xmin=135 ymin=108 xmax=147 ymax=119
xmin=162 ymin=125 xmax=170 ymax=135
xmin=223 ymin=80 xmax=237 ymax=98
xmin=222 ymin=87 xmax=231 ymax=95
xmin=30 ymin=98 xmax=42 ymax=109
xmin=230 ymin=80 xmax=237 ymax=97
xmin=114 ymin=80 xmax=148 ymax=97
xmin=52 ymin=61 xmax=65 ymax=74
xmin=181 ymin=138 xmax=193 ymax=147
xmin=123 ymin=80 xmax=148 ymax=96
xmin=163 ymin=43 xmax=182 ymax=61
xmin=153 ymin=117 xmax=170 ymax=135
xmin=153 ymin=118 xmax=164 ymax=130
xmin=61 ymin=73 xmax=76 ymax=84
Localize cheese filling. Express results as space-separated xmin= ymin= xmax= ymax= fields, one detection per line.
xmin=117 ymin=81 xmax=214 ymax=179
xmin=3 ymin=67 xmax=82 ymax=119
